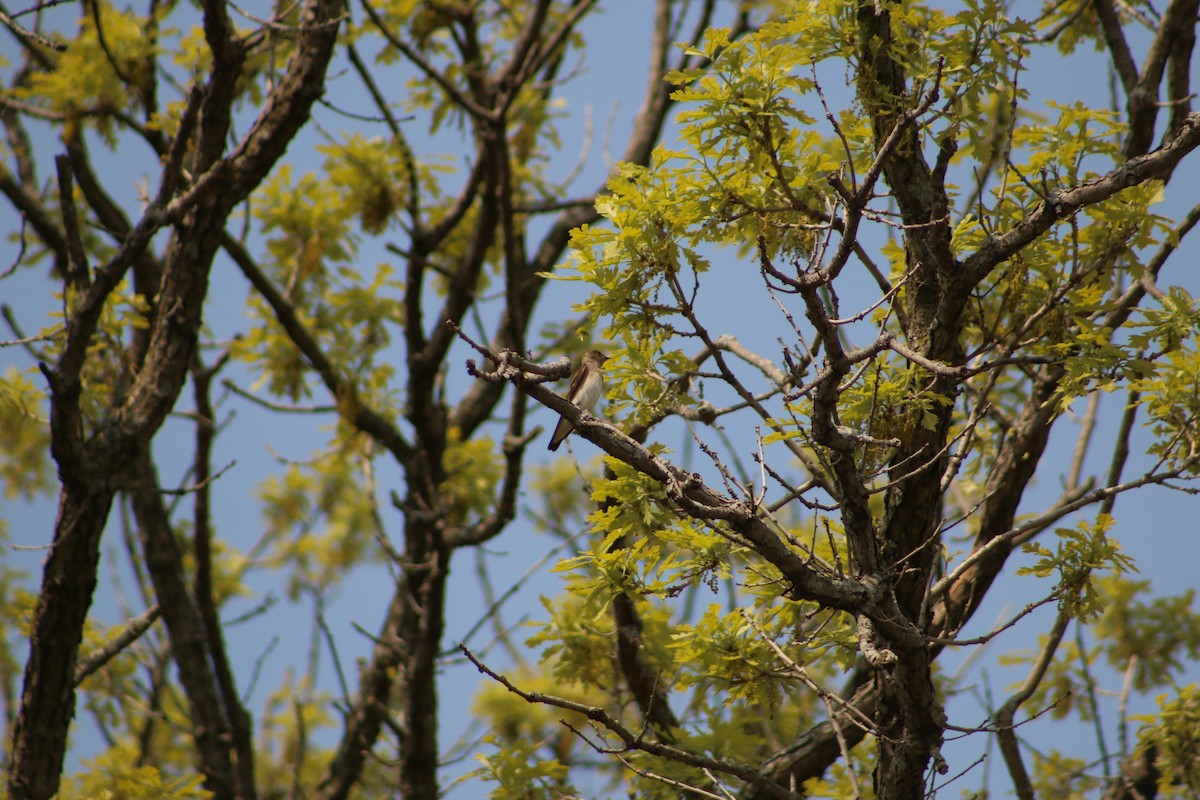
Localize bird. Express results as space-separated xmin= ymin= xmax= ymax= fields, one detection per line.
xmin=548 ymin=349 xmax=607 ymax=451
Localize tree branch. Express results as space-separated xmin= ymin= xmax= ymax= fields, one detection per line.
xmin=994 ymin=608 xmax=1071 ymax=800
xmin=464 ymin=346 xmax=871 ymax=613
xmin=72 ymin=605 xmax=161 ymax=687
xmin=461 ymin=645 xmax=801 ymax=800
xmin=964 ymin=113 xmax=1200 ymax=283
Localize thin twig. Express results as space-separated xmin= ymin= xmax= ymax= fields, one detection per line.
xmin=73 ymin=606 xmax=162 ymax=686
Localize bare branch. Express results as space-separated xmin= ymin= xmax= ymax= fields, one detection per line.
xmin=463 ymin=345 xmax=870 ymax=613
xmin=73 ymin=605 xmax=161 ymax=687
xmin=460 ymin=645 xmax=802 ymax=800
xmin=964 ymin=113 xmax=1200 ymax=282
xmin=993 ymin=608 xmax=1071 ymax=800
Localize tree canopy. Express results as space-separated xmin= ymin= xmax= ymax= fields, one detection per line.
xmin=2 ymin=1 xmax=1200 ymax=799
